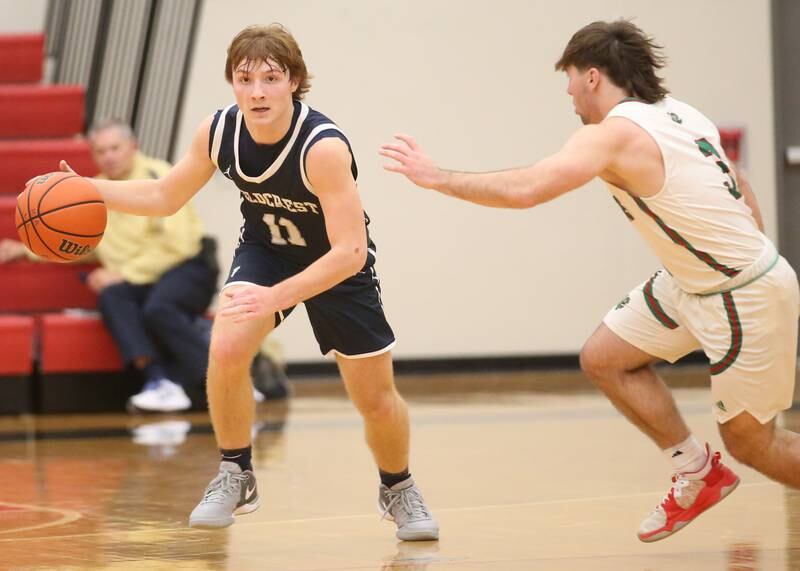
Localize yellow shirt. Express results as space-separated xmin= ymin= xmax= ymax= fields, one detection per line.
xmin=94 ymin=153 xmax=204 ymax=285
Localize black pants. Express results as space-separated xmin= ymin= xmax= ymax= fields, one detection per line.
xmin=97 ymin=253 xmax=217 ymax=389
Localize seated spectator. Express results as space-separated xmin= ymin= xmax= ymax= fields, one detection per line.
xmin=0 ymin=119 xmax=288 ymax=411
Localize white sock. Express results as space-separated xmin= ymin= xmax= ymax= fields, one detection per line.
xmin=664 ymin=435 xmax=707 ymax=474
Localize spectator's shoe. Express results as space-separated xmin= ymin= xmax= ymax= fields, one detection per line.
xmin=131 ymin=420 xmax=191 ymax=446
xmin=253 ymin=386 xmax=265 ymax=403
xmin=189 ymin=461 xmax=259 ymax=528
xmin=128 ymin=379 xmax=191 ymax=413
xmin=379 ymin=476 xmax=439 ymax=541
xmin=638 ymin=444 xmax=739 ymax=542
xmin=251 ymin=353 xmax=290 ymax=400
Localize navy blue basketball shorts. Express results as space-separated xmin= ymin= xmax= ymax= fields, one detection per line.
xmin=222 ymin=242 xmax=396 ymax=358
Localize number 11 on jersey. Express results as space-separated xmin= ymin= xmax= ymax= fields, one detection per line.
xmin=262 ymin=214 xmax=307 ymax=246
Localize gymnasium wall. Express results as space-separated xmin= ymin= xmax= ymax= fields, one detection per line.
xmin=0 ymin=0 xmax=46 ymax=33
xmin=175 ymin=0 xmax=775 ymax=362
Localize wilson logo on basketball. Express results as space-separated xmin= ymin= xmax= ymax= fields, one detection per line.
xmin=57 ymin=238 xmax=92 ymax=257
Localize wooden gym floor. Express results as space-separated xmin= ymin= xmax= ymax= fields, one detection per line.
xmin=1 ymin=366 xmax=799 ymax=570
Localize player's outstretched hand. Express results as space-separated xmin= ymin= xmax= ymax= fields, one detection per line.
xmin=380 ymin=134 xmax=445 ymax=190
xmin=220 ymin=284 xmax=278 ymax=323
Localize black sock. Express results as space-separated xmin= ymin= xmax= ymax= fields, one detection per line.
xmin=380 ymin=468 xmax=411 ymax=488
xmin=220 ymin=446 xmax=253 ymax=472
xmin=143 ymin=361 xmax=168 ymax=384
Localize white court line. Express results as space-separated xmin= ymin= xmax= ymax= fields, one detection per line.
xmin=237 ymin=481 xmax=775 ymax=524
xmin=0 ymin=501 xmax=82 ymax=535
xmin=0 ymin=481 xmax=774 ymax=542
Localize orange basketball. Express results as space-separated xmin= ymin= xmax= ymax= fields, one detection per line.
xmin=14 ymin=171 xmax=106 ymax=263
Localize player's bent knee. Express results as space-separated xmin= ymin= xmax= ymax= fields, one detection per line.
xmin=579 ymin=341 xmax=611 ymax=381
xmin=352 ymin=391 xmax=397 ymax=421
xmin=719 ymin=413 xmax=771 ymax=467
xmin=209 ymin=334 xmax=254 ymax=369
xmin=722 ymin=436 xmax=761 ymax=467
xmin=578 ymin=346 xmax=598 ymax=377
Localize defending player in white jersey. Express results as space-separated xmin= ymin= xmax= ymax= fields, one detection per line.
xmin=381 ymin=19 xmax=800 ymax=542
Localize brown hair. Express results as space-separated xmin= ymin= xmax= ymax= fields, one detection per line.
xmin=555 ymin=20 xmax=668 ymax=104
xmin=225 ymin=24 xmax=312 ymax=100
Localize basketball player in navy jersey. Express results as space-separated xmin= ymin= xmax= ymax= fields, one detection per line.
xmin=54 ymin=24 xmax=438 ymax=541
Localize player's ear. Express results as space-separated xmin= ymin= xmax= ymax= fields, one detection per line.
xmin=587 ymin=67 xmax=600 ymax=89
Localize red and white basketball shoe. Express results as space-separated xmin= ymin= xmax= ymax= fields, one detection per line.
xmin=638 ymin=444 xmax=740 ymax=542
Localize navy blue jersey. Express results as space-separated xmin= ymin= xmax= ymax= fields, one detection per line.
xmin=209 ymin=100 xmax=375 ymax=268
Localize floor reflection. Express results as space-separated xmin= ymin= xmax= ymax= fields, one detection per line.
xmin=727 ymin=542 xmax=759 ymax=570
xmin=0 ymin=376 xmax=798 ymax=569
xmin=380 ymin=540 xmax=442 ymax=570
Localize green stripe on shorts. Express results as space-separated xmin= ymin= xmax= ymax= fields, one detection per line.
xmin=710 ymin=292 xmax=742 ymax=375
xmin=643 ymin=274 xmax=679 ymax=330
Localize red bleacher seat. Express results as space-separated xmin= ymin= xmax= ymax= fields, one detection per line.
xmin=0 ymin=261 xmax=98 ymax=312
xmin=0 ymin=85 xmax=85 ymax=138
xmin=0 ymin=33 xmax=124 ymax=414
xmin=40 ymin=313 xmax=123 ymax=373
xmin=0 ymin=195 xmax=17 ymax=239
xmin=0 ymin=34 xmax=44 ymax=83
xmin=0 ymin=139 xmax=98 ymax=195
xmin=0 ymin=315 xmax=34 ymax=375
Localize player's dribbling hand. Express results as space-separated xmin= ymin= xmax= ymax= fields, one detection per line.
xmin=59 ymin=160 xmax=78 ymax=175
xmin=380 ymin=134 xmax=446 ymax=190
xmin=220 ymin=284 xmax=278 ymax=323
xmin=24 ymin=161 xmax=79 ymax=188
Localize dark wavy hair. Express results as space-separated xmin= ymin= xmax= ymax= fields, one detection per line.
xmin=555 ymin=20 xmax=668 ymax=103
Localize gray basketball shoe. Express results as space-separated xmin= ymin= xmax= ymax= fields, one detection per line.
xmin=378 ymin=476 xmax=439 ymax=541
xmin=189 ymin=461 xmax=260 ymax=528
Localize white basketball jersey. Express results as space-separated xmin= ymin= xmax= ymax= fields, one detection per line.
xmin=605 ymin=96 xmax=771 ymax=294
